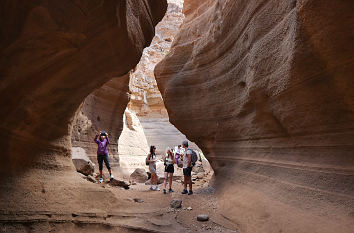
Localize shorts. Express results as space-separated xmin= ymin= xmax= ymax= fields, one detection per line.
xmin=164 ymin=164 xmax=174 ymax=173
xmin=149 ymin=163 xmax=157 ymax=174
xmin=183 ymin=167 xmax=192 ymax=177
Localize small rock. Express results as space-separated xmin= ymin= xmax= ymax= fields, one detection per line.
xmin=187 ymin=207 xmax=193 ymax=211
xmin=170 ymin=199 xmax=182 ymax=209
xmin=197 ymin=214 xmax=209 ymax=222
xmin=109 ymin=178 xmax=130 ymax=189
xmin=133 ymin=198 xmax=144 ymax=203
xmin=85 ymin=175 xmax=97 ymax=183
xmin=158 ymin=176 xmax=165 ymax=184
xmin=197 ymin=172 xmax=205 ymax=179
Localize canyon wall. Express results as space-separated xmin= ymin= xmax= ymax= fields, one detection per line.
xmin=0 ymin=0 xmax=167 ymax=229
xmin=155 ymin=0 xmax=354 ymax=233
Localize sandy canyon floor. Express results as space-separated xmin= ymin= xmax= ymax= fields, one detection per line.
xmin=0 ymin=170 xmax=239 ymax=233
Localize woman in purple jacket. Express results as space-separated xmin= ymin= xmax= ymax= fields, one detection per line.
xmin=94 ymin=131 xmax=113 ymax=183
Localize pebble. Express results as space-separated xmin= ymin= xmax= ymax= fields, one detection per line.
xmin=187 ymin=207 xmax=193 ymax=211
xmin=133 ymin=198 xmax=144 ymax=203
xmin=197 ymin=214 xmax=209 ymax=222
xmin=170 ymin=199 xmax=182 ymax=209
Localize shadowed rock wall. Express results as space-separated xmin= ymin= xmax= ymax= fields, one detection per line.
xmin=0 ymin=0 xmax=167 ymax=230
xmin=155 ymin=0 xmax=354 ymax=232
xmin=0 ymin=0 xmax=166 ymax=174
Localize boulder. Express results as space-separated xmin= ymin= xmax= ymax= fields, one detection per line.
xmin=130 ymin=168 xmax=148 ymax=183
xmin=71 ymin=147 xmax=95 ymax=176
xmin=109 ymin=178 xmax=130 ymax=189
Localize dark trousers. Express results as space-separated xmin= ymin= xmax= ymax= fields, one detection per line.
xmin=97 ymin=154 xmax=111 ymax=171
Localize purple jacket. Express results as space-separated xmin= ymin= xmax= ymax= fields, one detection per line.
xmin=94 ymin=135 xmax=110 ymax=155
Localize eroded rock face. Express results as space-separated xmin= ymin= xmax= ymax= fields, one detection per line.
xmin=0 ymin=0 xmax=167 ymax=174
xmin=155 ymin=1 xmax=354 ymax=232
xmin=71 ymin=75 xmax=130 ymax=169
xmin=0 ymin=0 xmax=167 ymax=228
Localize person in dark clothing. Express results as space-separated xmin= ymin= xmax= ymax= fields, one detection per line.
xmin=94 ymin=131 xmax=113 ymax=183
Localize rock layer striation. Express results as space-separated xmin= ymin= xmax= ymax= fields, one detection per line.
xmin=155 ymin=0 xmax=354 ymax=232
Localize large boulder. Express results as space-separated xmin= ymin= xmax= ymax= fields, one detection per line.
xmin=130 ymin=168 xmax=148 ymax=183
xmin=72 ymin=147 xmax=94 ymax=176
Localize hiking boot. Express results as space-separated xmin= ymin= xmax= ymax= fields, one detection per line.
xmin=150 ymin=186 xmax=154 ymax=191
xmin=188 ymin=190 xmax=193 ymax=195
xmin=169 ymin=188 xmax=174 ymax=193
xmin=155 ymin=186 xmax=160 ymax=191
xmin=163 ymin=189 xmax=167 ymax=194
xmin=181 ymin=189 xmax=188 ymax=194
xmin=110 ymin=173 xmax=114 ymax=180
xmin=99 ymin=177 xmax=103 ymax=183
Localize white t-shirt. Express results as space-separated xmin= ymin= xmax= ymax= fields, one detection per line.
xmin=183 ymin=149 xmax=192 ymax=168
xmin=174 ymin=146 xmax=184 ymax=155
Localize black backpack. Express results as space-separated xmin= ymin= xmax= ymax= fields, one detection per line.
xmin=188 ymin=149 xmax=198 ymax=166
xmin=146 ymin=153 xmax=155 ymax=166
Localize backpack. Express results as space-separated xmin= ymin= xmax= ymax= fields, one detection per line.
xmin=146 ymin=153 xmax=154 ymax=166
xmin=188 ymin=149 xmax=198 ymax=166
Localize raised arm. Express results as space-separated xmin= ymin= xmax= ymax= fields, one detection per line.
xmin=106 ymin=134 xmax=110 ymax=145
xmin=94 ymin=134 xmax=99 ymax=144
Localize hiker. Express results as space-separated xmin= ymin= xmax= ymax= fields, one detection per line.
xmin=163 ymin=147 xmax=176 ymax=194
xmin=174 ymin=145 xmax=184 ymax=167
xmin=147 ymin=145 xmax=160 ymax=191
xmin=181 ymin=140 xmax=193 ymax=195
xmin=94 ymin=131 xmax=113 ymax=183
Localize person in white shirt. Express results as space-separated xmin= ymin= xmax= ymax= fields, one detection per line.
xmin=181 ymin=140 xmax=193 ymax=195
xmin=163 ymin=148 xmax=176 ymax=194
xmin=174 ymin=145 xmax=184 ymax=167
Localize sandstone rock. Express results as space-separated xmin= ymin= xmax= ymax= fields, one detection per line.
xmin=109 ymin=178 xmax=130 ymax=190
xmin=0 ymin=0 xmax=167 ymax=230
xmin=130 ymin=168 xmax=148 ymax=183
xmin=170 ymin=199 xmax=182 ymax=209
xmin=197 ymin=215 xmax=209 ymax=222
xmin=155 ymin=0 xmax=354 ymax=232
xmin=85 ymin=175 xmax=97 ymax=184
xmin=71 ymin=147 xmax=95 ymax=176
xmin=196 ymin=173 xmax=205 ymax=179
xmin=133 ymin=198 xmax=144 ymax=203
xmin=158 ymin=176 xmax=165 ymax=184
xmin=118 ymin=109 xmax=149 ymax=174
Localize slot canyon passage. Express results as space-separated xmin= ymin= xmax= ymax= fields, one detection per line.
xmin=0 ymin=0 xmax=353 ymax=232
